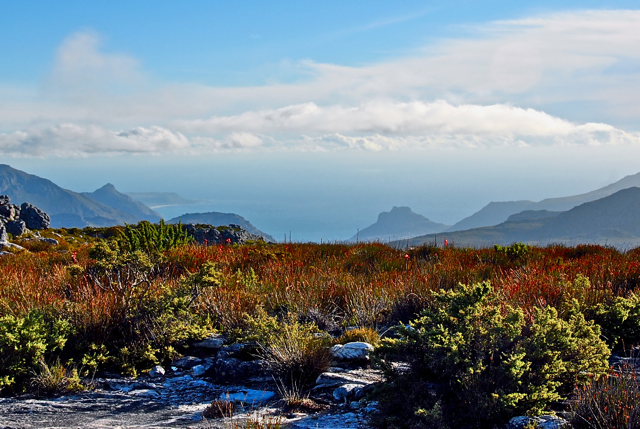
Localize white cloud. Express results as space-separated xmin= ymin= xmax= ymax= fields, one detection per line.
xmin=174 ymin=100 xmax=636 ymax=143
xmin=0 ymin=124 xmax=189 ymax=157
xmin=3 ymin=10 xmax=640 ymax=154
xmin=46 ymin=31 xmax=144 ymax=97
xmin=1 ymin=10 xmax=637 ymax=129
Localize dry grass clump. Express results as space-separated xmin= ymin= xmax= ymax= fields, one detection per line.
xmin=202 ymin=399 xmax=236 ymax=419
xmin=570 ymin=363 xmax=640 ymax=429
xmin=30 ymin=359 xmax=85 ymax=396
xmin=336 ymin=326 xmax=381 ymax=346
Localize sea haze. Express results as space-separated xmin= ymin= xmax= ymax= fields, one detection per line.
xmin=6 ymin=145 xmax=637 ymax=242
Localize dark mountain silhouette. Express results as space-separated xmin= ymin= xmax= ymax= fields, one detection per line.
xmin=0 ymin=164 xmax=143 ymax=228
xmin=349 ymin=206 xmax=450 ymax=242
xmin=398 ymin=187 xmax=640 ymax=249
xmin=82 ymin=184 xmax=161 ymax=223
xmin=167 ymin=212 xmax=275 ymax=242
xmin=448 ymin=171 xmax=640 ymax=231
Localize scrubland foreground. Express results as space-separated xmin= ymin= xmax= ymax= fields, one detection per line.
xmin=1 ymin=223 xmax=640 ymax=428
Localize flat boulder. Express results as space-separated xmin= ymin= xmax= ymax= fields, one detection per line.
xmin=506 ymin=416 xmax=569 ymax=429
xmin=330 ymin=342 xmax=374 ymax=363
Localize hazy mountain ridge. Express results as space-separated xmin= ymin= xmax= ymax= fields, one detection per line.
xmin=448 ymin=171 xmax=640 ymax=231
xmin=397 ymin=187 xmax=640 ymax=248
xmin=82 ymin=184 xmax=162 ymax=223
xmin=0 ymin=164 xmax=141 ymax=228
xmin=350 ymin=206 xmax=449 ymax=242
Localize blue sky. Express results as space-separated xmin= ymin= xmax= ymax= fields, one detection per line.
xmin=2 ymin=1 xmax=640 ymax=240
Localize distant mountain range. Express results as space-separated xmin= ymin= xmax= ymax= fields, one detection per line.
xmin=395 ymin=187 xmax=640 ymax=249
xmin=349 ymin=206 xmax=449 ymax=242
xmin=0 ymin=165 xmax=270 ymax=237
xmin=167 ymin=212 xmax=276 ymax=242
xmin=447 ymin=171 xmax=640 ymax=231
xmin=0 ymin=164 xmax=156 ymax=228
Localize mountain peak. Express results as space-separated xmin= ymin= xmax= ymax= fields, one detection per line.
xmin=352 ymin=206 xmax=450 ymax=242
xmin=95 ymin=183 xmax=118 ymax=193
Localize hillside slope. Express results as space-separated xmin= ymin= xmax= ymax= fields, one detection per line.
xmin=398 ymin=187 xmax=640 ymax=248
xmin=83 ymin=184 xmax=161 ymax=223
xmin=0 ymin=164 xmax=142 ymax=227
xmin=448 ymin=171 xmax=640 ymax=231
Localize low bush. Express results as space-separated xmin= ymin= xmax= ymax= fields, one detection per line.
xmin=374 ymin=281 xmax=610 ymax=429
xmin=30 ymin=359 xmax=85 ymax=396
xmin=0 ymin=310 xmax=70 ymax=394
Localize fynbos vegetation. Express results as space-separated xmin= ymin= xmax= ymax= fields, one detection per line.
xmin=1 ymin=225 xmax=640 ymax=428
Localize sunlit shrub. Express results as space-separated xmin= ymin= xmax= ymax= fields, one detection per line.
xmin=0 ymin=310 xmax=70 ymax=394
xmin=374 ymin=281 xmax=610 ymax=429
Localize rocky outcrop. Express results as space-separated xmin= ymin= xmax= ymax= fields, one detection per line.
xmin=0 ymin=196 xmax=51 ymax=254
xmin=183 ymin=223 xmax=274 ymax=245
xmin=0 ymin=196 xmax=50 ymax=236
xmin=20 ymin=202 xmax=51 ymax=230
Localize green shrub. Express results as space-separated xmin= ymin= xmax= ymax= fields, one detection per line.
xmin=73 ymin=241 xmax=211 ymax=376
xmin=590 ymin=293 xmax=640 ymax=350
xmin=494 ymin=243 xmax=531 ymax=264
xmin=117 ymin=220 xmax=193 ymax=255
xmin=374 ymin=281 xmax=609 ymax=429
xmin=0 ymin=310 xmax=70 ymax=394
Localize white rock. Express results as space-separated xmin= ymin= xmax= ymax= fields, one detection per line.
xmin=149 ymin=365 xmax=165 ymax=377
xmin=332 ymin=383 xmax=364 ymax=402
xmin=330 ymin=342 xmax=374 ymax=361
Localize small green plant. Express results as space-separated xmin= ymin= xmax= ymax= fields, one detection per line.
xmin=590 ymin=293 xmax=640 ymax=350
xmin=30 ymin=358 xmax=85 ymax=396
xmin=494 ymin=242 xmax=531 ymax=263
xmin=117 ymin=220 xmax=193 ymax=255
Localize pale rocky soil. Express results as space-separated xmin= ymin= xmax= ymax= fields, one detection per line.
xmin=0 ymin=368 xmax=381 ymax=429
